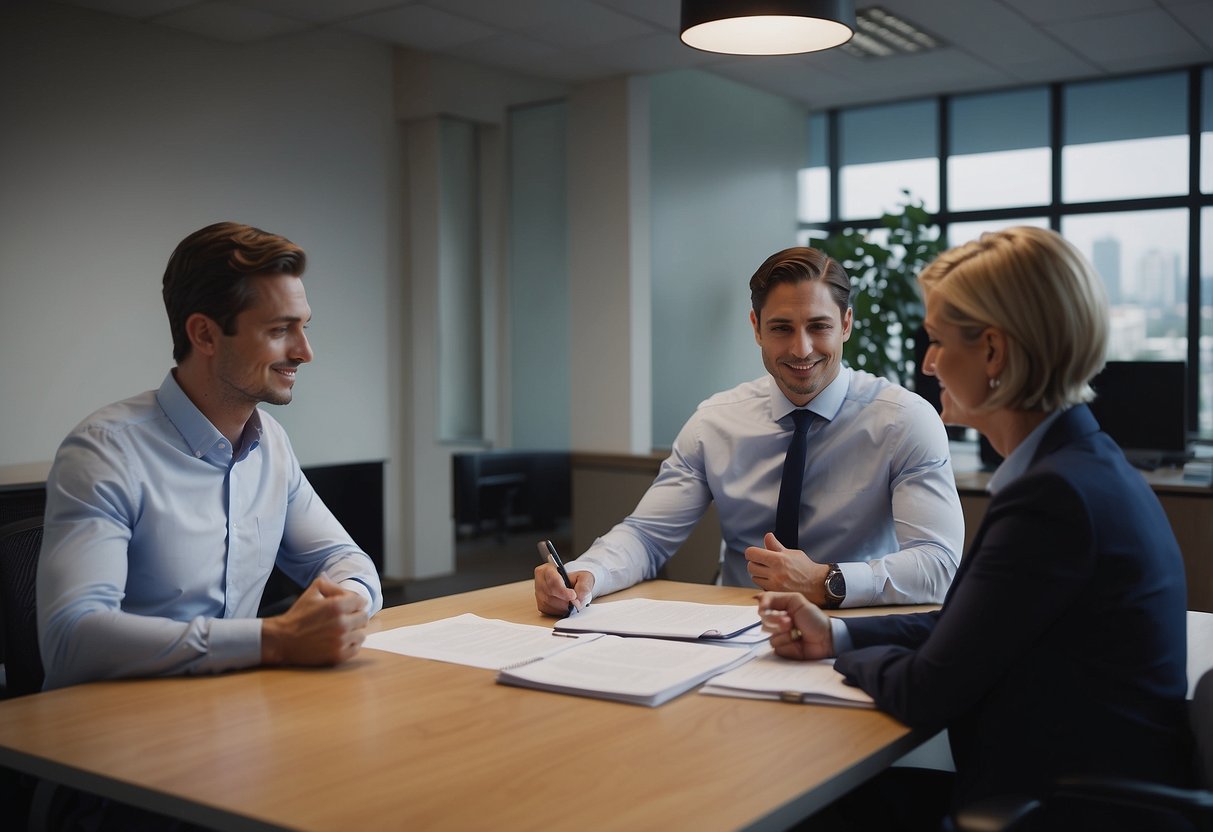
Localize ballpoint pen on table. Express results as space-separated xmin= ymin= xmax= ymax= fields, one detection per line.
xmin=538 ymin=539 xmax=576 ymax=614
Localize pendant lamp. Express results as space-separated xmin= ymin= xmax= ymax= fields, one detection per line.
xmin=680 ymin=0 xmax=856 ymax=55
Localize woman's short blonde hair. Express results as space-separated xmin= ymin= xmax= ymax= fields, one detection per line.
xmin=917 ymin=226 xmax=1109 ymax=413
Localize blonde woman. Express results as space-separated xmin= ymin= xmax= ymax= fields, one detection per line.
xmin=760 ymin=227 xmax=1191 ymax=831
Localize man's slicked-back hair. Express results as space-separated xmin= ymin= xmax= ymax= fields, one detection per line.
xmin=162 ymin=222 xmax=306 ymax=363
xmin=749 ymin=247 xmax=851 ymax=323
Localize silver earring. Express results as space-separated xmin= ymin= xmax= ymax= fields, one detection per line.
xmin=989 ymin=377 xmax=1001 ymax=389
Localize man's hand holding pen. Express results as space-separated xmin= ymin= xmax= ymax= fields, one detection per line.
xmin=756 ymin=591 xmax=835 ymax=661
xmin=534 ymin=540 xmax=595 ymax=617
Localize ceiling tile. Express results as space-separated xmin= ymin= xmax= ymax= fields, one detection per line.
xmin=891 ymin=0 xmax=1091 ymax=70
xmin=338 ymin=4 xmax=498 ymax=50
xmin=510 ymin=1 xmax=658 ymax=49
xmin=59 ymin=0 xmax=198 ymax=19
xmin=1166 ymin=1 xmax=1213 ymax=51
xmin=154 ymin=2 xmax=312 ymax=43
xmin=231 ymin=0 xmax=413 ymax=25
xmin=1044 ymin=9 xmax=1210 ymax=69
xmin=424 ymin=0 xmax=581 ymax=32
xmin=592 ymin=0 xmax=681 ymax=30
xmin=42 ymin=0 xmax=1213 ymax=113
xmin=999 ymin=0 xmax=1156 ymax=24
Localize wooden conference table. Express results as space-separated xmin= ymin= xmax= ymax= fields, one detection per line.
xmin=0 ymin=580 xmax=933 ymax=832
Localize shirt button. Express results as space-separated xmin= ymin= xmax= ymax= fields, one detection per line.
xmin=219 ymin=442 xmax=227 ymax=449
xmin=195 ymin=451 xmax=203 ymax=458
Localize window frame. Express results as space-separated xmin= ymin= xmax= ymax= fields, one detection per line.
xmin=800 ymin=64 xmax=1213 ymax=438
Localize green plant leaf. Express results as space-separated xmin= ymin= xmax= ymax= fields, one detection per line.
xmin=817 ymin=192 xmax=945 ymax=389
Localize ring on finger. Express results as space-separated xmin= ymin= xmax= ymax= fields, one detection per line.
xmin=789 ymin=627 xmax=803 ymax=642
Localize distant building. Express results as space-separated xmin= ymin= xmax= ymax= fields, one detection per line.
xmin=1092 ymin=236 xmax=1122 ymax=304
xmin=1138 ymin=248 xmax=1182 ymax=309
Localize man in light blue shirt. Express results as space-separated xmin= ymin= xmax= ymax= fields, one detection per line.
xmin=535 ymin=247 xmax=963 ymax=614
xmin=38 ymin=221 xmax=383 ymax=690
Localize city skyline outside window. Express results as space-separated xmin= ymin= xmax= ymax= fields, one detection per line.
xmin=800 ymin=66 xmax=1212 ymax=439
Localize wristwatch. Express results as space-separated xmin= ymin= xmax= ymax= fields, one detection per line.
xmin=823 ymin=563 xmax=846 ymax=609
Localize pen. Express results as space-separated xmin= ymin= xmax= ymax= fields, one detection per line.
xmin=539 ymin=539 xmax=575 ymax=614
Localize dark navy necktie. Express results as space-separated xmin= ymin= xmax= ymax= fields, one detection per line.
xmin=775 ymin=409 xmax=813 ymax=550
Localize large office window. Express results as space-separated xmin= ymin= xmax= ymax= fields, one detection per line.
xmin=1063 ymin=73 xmax=1189 ymax=203
xmin=799 ymin=65 xmax=1213 ymax=439
xmin=838 ymin=99 xmax=938 ymax=219
xmin=948 ymin=88 xmax=1049 ymax=212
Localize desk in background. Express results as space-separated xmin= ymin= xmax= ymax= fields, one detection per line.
xmin=0 ymin=581 xmax=931 ymax=832
xmin=572 ymin=444 xmax=1213 ymax=612
xmin=948 ymin=441 xmax=1213 ymax=613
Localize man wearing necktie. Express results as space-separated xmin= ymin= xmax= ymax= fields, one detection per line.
xmin=535 ymin=247 xmax=963 ymax=614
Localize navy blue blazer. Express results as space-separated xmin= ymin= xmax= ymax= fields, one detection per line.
xmin=837 ymin=404 xmax=1191 ymax=808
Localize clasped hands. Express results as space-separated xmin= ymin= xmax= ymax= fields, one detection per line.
xmin=260 ymin=573 xmax=370 ymax=667
xmin=756 ymin=590 xmax=835 ymax=660
xmin=745 ymin=532 xmax=831 ymax=605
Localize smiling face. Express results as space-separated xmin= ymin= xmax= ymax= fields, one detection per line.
xmin=921 ymin=295 xmax=993 ymax=431
xmin=213 ymin=274 xmax=314 ymax=409
xmin=751 ymin=279 xmax=852 ymax=406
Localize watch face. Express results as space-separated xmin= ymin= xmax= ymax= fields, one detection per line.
xmin=826 ymin=569 xmax=846 ymax=599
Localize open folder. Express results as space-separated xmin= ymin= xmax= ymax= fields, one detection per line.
xmin=496 ymin=634 xmax=759 ymax=707
xmin=553 ymin=598 xmax=763 ymax=642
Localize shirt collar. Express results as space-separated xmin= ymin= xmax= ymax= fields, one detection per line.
xmin=767 ymin=366 xmax=851 ymax=423
xmin=155 ymin=371 xmax=262 ymax=463
xmin=986 ymin=407 xmax=1069 ymax=495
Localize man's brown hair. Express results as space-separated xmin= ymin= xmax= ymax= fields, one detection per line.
xmin=749 ymin=247 xmax=851 ymax=323
xmin=162 ymin=222 xmax=306 ymax=362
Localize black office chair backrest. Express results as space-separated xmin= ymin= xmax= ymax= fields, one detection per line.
xmin=0 ymin=516 xmax=45 ymax=697
xmin=1194 ymin=667 xmax=1213 ymax=792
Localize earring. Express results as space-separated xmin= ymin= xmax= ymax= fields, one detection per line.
xmin=989 ymin=377 xmax=1001 ymax=390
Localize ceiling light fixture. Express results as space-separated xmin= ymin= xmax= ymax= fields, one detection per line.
xmin=840 ymin=6 xmax=942 ymax=59
xmin=680 ymin=0 xmax=856 ymax=56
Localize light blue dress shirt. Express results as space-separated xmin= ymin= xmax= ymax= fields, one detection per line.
xmin=37 ymin=371 xmax=383 ymax=690
xmin=829 ymin=407 xmax=1069 ymax=650
xmin=570 ymin=368 xmax=964 ymax=606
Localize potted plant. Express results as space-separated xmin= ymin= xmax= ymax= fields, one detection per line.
xmin=814 ymin=190 xmax=945 ymax=390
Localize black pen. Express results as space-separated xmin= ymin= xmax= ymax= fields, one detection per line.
xmin=538 ymin=539 xmax=576 ymax=614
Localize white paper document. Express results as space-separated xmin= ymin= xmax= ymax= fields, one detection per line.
xmin=363 ymin=613 xmax=601 ymax=670
xmin=553 ymin=598 xmax=763 ymax=641
xmin=700 ymin=647 xmax=875 ymax=708
xmin=497 ymin=634 xmax=760 ymax=707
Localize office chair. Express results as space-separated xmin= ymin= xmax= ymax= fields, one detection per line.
xmin=953 ymin=667 xmax=1213 ymax=832
xmin=0 ymin=516 xmax=45 ymax=697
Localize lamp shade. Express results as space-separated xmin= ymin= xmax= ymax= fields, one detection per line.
xmin=680 ymin=0 xmax=856 ymax=56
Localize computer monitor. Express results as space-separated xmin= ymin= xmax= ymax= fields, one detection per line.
xmin=1088 ymin=361 xmax=1188 ymax=464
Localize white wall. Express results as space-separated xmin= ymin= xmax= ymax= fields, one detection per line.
xmin=649 ymin=70 xmax=806 ymax=446
xmin=0 ymin=4 xmax=810 ymax=579
xmin=567 ymin=77 xmax=652 ymax=455
xmin=508 ymin=101 xmax=570 ymax=450
xmin=0 ymin=3 xmax=398 ymax=473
